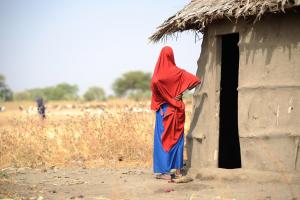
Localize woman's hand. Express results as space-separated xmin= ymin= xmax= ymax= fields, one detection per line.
xmin=174 ymin=93 xmax=183 ymax=101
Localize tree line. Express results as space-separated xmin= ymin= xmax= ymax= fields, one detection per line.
xmin=0 ymin=71 xmax=152 ymax=102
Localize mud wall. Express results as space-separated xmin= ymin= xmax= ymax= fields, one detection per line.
xmin=188 ymin=11 xmax=300 ymax=173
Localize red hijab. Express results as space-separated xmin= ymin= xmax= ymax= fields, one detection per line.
xmin=151 ymin=46 xmax=201 ymax=152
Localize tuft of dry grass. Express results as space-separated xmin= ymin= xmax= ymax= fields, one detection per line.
xmin=0 ymin=100 xmax=192 ymax=169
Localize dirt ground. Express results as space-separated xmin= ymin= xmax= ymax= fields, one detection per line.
xmin=1 ymin=167 xmax=299 ymax=200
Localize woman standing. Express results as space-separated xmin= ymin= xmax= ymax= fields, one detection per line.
xmin=151 ymin=46 xmax=201 ymax=180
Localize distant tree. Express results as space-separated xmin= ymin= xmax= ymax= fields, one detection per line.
xmin=112 ymin=71 xmax=151 ymax=100
xmin=51 ymin=83 xmax=79 ymax=100
xmin=14 ymin=91 xmax=31 ymax=101
xmin=0 ymin=75 xmax=5 ymax=87
xmin=0 ymin=74 xmax=13 ymax=101
xmin=13 ymin=83 xmax=79 ymax=101
xmin=83 ymin=86 xmax=106 ymax=101
xmin=27 ymin=88 xmax=47 ymax=100
xmin=128 ymin=90 xmax=151 ymax=101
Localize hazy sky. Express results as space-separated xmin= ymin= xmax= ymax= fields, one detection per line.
xmin=0 ymin=0 xmax=202 ymax=95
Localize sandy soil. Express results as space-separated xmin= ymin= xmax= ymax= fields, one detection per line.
xmin=1 ymin=167 xmax=300 ymax=200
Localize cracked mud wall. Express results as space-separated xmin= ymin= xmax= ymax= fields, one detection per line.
xmin=188 ymin=11 xmax=300 ymax=173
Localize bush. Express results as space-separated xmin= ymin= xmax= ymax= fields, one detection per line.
xmin=83 ymin=87 xmax=106 ymax=101
xmin=112 ymin=71 xmax=151 ymax=99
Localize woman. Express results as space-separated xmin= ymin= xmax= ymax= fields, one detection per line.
xmin=151 ymin=46 xmax=201 ymax=180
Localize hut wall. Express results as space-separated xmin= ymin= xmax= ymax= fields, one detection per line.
xmin=188 ymin=12 xmax=300 ymax=172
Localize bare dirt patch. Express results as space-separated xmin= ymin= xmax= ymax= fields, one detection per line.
xmin=1 ymin=167 xmax=299 ymax=200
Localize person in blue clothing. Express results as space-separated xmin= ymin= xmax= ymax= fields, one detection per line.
xmin=36 ymin=97 xmax=46 ymax=119
xmin=150 ymin=46 xmax=201 ymax=180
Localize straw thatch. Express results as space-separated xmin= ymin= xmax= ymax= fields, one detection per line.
xmin=150 ymin=0 xmax=300 ymax=42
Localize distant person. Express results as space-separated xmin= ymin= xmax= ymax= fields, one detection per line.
xmin=151 ymin=46 xmax=201 ymax=180
xmin=36 ymin=97 xmax=46 ymax=119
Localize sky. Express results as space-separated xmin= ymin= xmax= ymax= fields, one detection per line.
xmin=0 ymin=0 xmax=203 ymax=95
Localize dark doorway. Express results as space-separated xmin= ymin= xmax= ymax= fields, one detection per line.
xmin=218 ymin=33 xmax=241 ymax=169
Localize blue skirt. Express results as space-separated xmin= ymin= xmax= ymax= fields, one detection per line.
xmin=153 ymin=103 xmax=184 ymax=174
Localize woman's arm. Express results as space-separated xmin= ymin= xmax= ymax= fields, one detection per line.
xmin=188 ymin=82 xmax=201 ymax=91
xmin=174 ymin=82 xmax=200 ymax=101
xmin=174 ymin=93 xmax=183 ymax=101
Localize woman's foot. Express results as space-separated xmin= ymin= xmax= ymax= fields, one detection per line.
xmin=174 ymin=169 xmax=182 ymax=179
xmin=155 ymin=174 xmax=172 ymax=180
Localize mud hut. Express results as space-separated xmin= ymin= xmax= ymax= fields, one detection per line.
xmin=150 ymin=0 xmax=300 ymax=173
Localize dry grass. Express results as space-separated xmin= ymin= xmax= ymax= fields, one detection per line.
xmin=0 ymin=100 xmax=193 ymax=169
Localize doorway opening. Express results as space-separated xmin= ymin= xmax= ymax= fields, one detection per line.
xmin=218 ymin=33 xmax=241 ymax=169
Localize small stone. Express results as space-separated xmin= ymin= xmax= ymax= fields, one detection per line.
xmin=17 ymin=168 xmax=27 ymax=174
xmin=67 ymin=180 xmax=86 ymax=185
xmin=164 ymin=188 xmax=174 ymax=193
xmin=118 ymin=156 xmax=123 ymax=161
xmin=37 ymin=196 xmax=44 ymax=200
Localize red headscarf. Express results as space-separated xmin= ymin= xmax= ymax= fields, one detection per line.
xmin=151 ymin=46 xmax=201 ymax=152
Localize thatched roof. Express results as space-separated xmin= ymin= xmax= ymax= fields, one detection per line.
xmin=150 ymin=0 xmax=300 ymax=42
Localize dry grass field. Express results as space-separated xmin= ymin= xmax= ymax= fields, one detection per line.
xmin=0 ymin=99 xmax=193 ymax=169
xmin=1 ymin=100 xmax=300 ymax=200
